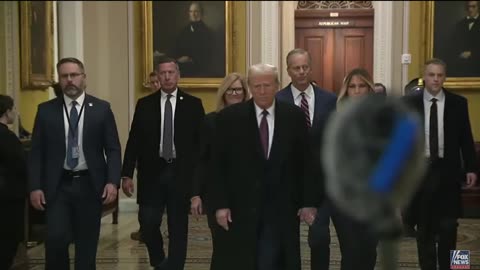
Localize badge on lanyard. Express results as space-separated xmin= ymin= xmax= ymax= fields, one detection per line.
xmin=72 ymin=145 xmax=80 ymax=159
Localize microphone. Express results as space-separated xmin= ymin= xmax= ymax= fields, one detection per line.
xmin=322 ymin=94 xmax=426 ymax=269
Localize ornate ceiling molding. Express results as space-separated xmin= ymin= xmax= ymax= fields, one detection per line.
xmin=297 ymin=1 xmax=373 ymax=10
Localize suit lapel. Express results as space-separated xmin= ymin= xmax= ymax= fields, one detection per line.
xmin=268 ymin=101 xmax=284 ymax=163
xmin=312 ymin=88 xmax=322 ymax=130
xmin=56 ymin=98 xmax=66 ymax=151
xmin=174 ymin=89 xmax=184 ymax=140
xmin=82 ymin=94 xmax=92 ymax=142
xmin=247 ymin=100 xmax=266 ymax=161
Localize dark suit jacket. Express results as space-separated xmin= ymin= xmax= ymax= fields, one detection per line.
xmin=192 ymin=112 xmax=216 ymax=199
xmin=404 ymin=89 xmax=477 ymax=218
xmin=209 ymin=100 xmax=316 ymax=270
xmin=122 ymin=89 xmax=205 ymax=205
xmin=276 ymin=83 xmax=337 ymax=203
xmin=28 ymin=95 xmax=122 ymax=202
xmin=0 ymin=123 xmax=27 ymax=200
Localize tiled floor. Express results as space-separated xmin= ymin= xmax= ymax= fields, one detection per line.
xmin=26 ymin=213 xmax=480 ymax=270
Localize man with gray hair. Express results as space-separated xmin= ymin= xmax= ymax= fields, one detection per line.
xmin=209 ymin=63 xmax=318 ymax=270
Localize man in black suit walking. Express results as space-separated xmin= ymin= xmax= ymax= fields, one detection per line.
xmin=121 ymin=57 xmax=205 ymax=270
xmin=404 ymin=58 xmax=478 ymax=270
xmin=29 ymin=57 xmax=122 ymax=270
xmin=209 ymin=63 xmax=317 ymax=270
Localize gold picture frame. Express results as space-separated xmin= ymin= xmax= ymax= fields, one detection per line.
xmin=141 ymin=1 xmax=233 ymax=89
xmin=20 ymin=1 xmax=54 ymax=89
xmin=425 ymin=1 xmax=480 ymax=89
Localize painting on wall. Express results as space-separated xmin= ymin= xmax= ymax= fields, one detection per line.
xmin=426 ymin=1 xmax=480 ymax=89
xmin=20 ymin=1 xmax=54 ymax=89
xmin=141 ymin=1 xmax=233 ymax=88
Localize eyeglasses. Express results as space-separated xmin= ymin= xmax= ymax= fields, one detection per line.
xmin=225 ymin=87 xmax=244 ymax=95
xmin=59 ymin=72 xmax=84 ymax=80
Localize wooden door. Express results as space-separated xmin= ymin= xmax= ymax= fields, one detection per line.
xmin=295 ymin=9 xmax=374 ymax=93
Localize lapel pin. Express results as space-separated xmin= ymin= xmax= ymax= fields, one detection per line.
xmin=180 ymin=96 xmax=183 ymax=100
xmin=88 ymin=103 xmax=93 ymax=107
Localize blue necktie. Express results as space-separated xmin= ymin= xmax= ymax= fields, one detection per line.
xmin=67 ymin=100 xmax=79 ymax=169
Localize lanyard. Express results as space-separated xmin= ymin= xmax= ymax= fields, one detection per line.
xmin=63 ymin=98 xmax=85 ymax=138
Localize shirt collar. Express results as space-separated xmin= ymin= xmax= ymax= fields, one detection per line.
xmin=291 ymin=83 xmax=314 ymax=100
xmin=254 ymin=100 xmax=275 ymax=118
xmin=423 ymin=88 xmax=445 ymax=102
xmin=161 ymin=88 xmax=178 ymax=98
xmin=467 ymin=15 xmax=479 ymax=20
xmin=63 ymin=91 xmax=85 ymax=106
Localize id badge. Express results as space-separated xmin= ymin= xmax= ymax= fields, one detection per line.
xmin=72 ymin=146 xmax=80 ymax=159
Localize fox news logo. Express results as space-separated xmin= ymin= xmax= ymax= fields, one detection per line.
xmin=450 ymin=250 xmax=470 ymax=269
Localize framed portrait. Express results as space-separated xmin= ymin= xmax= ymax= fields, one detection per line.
xmin=20 ymin=1 xmax=54 ymax=89
xmin=141 ymin=1 xmax=233 ymax=88
xmin=425 ymin=1 xmax=480 ymax=89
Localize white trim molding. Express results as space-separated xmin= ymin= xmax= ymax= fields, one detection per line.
xmin=373 ymin=1 xmax=394 ymax=92
xmin=57 ymin=1 xmax=84 ymax=60
xmin=260 ymin=1 xmax=281 ymax=71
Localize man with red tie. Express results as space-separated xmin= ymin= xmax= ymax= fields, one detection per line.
xmin=209 ymin=63 xmax=317 ymax=270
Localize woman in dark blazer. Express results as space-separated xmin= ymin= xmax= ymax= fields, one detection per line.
xmin=189 ymin=72 xmax=250 ymax=254
xmin=0 ymin=95 xmax=27 ymax=269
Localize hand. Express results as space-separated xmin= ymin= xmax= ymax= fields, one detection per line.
xmin=102 ymin=183 xmax=118 ymax=205
xmin=460 ymin=51 xmax=472 ymax=59
xmin=177 ymin=56 xmax=192 ymax=63
xmin=465 ymin=172 xmax=477 ymax=189
xmin=190 ymin=196 xmax=203 ymax=218
xmin=30 ymin=190 xmax=46 ymax=211
xmin=216 ymin=208 xmax=232 ymax=231
xmin=298 ymin=207 xmax=317 ymax=226
xmin=122 ymin=177 xmax=134 ymax=197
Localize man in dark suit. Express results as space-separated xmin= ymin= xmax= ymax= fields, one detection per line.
xmin=448 ymin=1 xmax=480 ymax=77
xmin=29 ymin=57 xmax=121 ymax=270
xmin=404 ymin=58 xmax=478 ymax=270
xmin=209 ymin=63 xmax=317 ymax=270
xmin=121 ymin=57 xmax=205 ymax=270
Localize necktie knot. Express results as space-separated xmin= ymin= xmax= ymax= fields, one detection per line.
xmin=262 ymin=110 xmax=269 ymax=117
xmin=431 ymin=97 xmax=437 ymax=103
xmin=71 ymin=100 xmax=77 ymax=106
xmin=167 ymin=94 xmax=173 ymax=100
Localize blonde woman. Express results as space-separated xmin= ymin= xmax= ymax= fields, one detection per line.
xmin=190 ymin=72 xmax=250 ymax=219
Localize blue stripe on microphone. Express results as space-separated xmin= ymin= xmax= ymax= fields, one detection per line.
xmin=369 ymin=117 xmax=418 ymax=193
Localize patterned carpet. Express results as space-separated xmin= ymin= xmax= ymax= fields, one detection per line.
xmin=26 ymin=213 xmax=480 ymax=269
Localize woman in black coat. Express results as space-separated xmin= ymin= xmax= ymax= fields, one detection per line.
xmin=189 ymin=72 xmax=250 ymax=258
xmin=0 ymin=95 xmax=27 ymax=269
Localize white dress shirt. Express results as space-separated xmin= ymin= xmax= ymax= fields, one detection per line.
xmin=468 ymin=15 xmax=478 ymax=30
xmin=423 ymin=89 xmax=445 ymax=158
xmin=63 ymin=92 xmax=88 ymax=171
xmin=254 ymin=101 xmax=275 ymax=159
xmin=291 ymin=84 xmax=315 ymax=126
xmin=160 ymin=89 xmax=177 ymax=158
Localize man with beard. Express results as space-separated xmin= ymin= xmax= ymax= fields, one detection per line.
xmin=29 ymin=57 xmax=122 ymax=270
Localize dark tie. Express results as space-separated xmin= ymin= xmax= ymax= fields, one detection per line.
xmin=466 ymin=18 xmax=476 ymax=24
xmin=162 ymin=94 xmax=173 ymax=159
xmin=300 ymin=92 xmax=311 ymax=128
xmin=259 ymin=110 xmax=269 ymax=159
xmin=429 ymin=98 xmax=439 ymax=160
xmin=67 ymin=100 xmax=79 ymax=169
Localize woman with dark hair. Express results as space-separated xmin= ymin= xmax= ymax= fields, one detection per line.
xmin=0 ymin=94 xmax=27 ymax=269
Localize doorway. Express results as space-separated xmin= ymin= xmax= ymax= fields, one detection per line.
xmin=295 ymin=9 xmax=374 ymax=92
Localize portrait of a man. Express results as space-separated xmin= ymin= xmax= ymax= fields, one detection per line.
xmin=31 ymin=2 xmax=47 ymax=75
xmin=434 ymin=1 xmax=480 ymax=77
xmin=152 ymin=1 xmax=226 ymax=78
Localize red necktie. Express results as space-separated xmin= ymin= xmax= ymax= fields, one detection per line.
xmin=301 ymin=93 xmax=311 ymax=128
xmin=259 ymin=110 xmax=269 ymax=158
